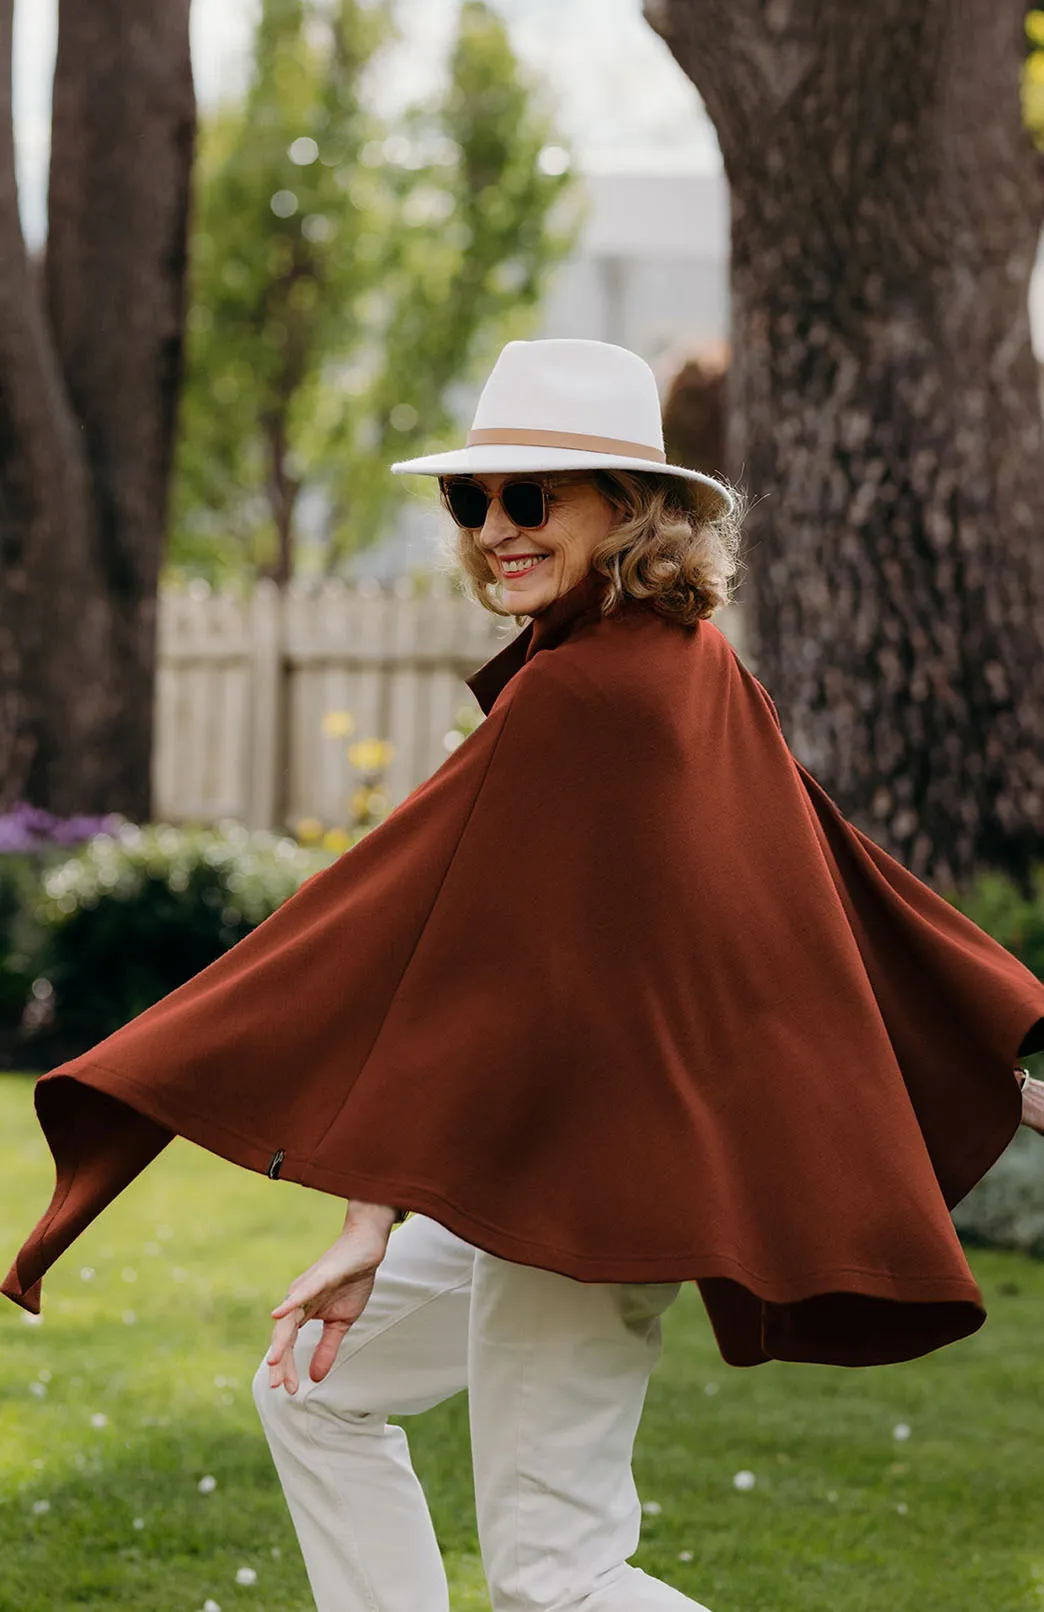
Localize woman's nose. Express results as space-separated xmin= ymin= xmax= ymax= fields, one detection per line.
xmin=480 ymin=499 xmax=517 ymax=547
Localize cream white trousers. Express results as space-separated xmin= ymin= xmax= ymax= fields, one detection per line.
xmin=251 ymin=1211 xmax=712 ymax=1612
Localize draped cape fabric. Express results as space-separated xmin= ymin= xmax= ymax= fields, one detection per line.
xmin=4 ymin=567 xmax=1043 ymax=1368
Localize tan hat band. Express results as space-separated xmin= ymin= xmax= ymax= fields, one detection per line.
xmin=466 ymin=427 xmax=666 ymax=464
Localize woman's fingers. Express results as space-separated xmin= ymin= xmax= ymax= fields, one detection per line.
xmin=264 ymin=1227 xmax=390 ymax=1394
xmin=309 ymin=1319 xmax=351 ymax=1384
xmin=267 ymin=1306 xmax=304 ymax=1393
xmin=270 ymin=1285 xmax=311 ymax=1320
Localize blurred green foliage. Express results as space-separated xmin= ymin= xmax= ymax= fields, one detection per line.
xmin=943 ymin=862 xmax=1044 ymax=1021
xmin=167 ymin=0 xmax=580 ymax=590
xmin=19 ymin=823 xmax=338 ymax=1062
xmin=932 ymin=858 xmax=1044 ymax=1257
xmin=0 ymin=853 xmax=52 ymax=1035
xmin=1026 ymin=9 xmax=1044 ymax=141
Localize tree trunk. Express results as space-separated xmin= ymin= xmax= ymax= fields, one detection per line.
xmin=0 ymin=0 xmax=194 ymax=819
xmin=646 ymin=0 xmax=1044 ymax=893
xmin=262 ymin=411 xmax=299 ymax=588
xmin=0 ymin=0 xmax=98 ymax=811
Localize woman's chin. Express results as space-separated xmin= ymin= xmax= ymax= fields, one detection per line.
xmin=502 ymin=577 xmax=557 ymax=614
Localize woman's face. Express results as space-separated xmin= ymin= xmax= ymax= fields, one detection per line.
xmin=463 ymin=471 xmax=619 ymax=616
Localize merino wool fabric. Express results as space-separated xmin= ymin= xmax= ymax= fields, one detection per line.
xmin=4 ymin=566 xmax=1044 ymax=1367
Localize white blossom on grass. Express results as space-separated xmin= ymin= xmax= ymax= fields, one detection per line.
xmin=132 ymin=1518 xmax=145 ymax=1531
xmin=90 ymin=1412 xmax=108 ymax=1429
xmin=202 ymin=1601 xmax=221 ymax=1612
xmin=31 ymin=1499 xmax=50 ymax=1515
xmin=22 ymin=1311 xmax=43 ymax=1326
xmin=641 ymin=1500 xmax=662 ymax=1516
xmin=29 ymin=1382 xmax=46 ymax=1399
xmin=896 ymin=1501 xmax=909 ymax=1515
xmin=235 ymin=1566 xmax=257 ymax=1585
xmin=198 ymin=1475 xmax=217 ymax=1494
xmin=703 ymin=1382 xmax=719 ymax=1396
xmin=893 ymin=1422 xmax=911 ymax=1441
xmin=678 ymin=1549 xmax=694 ymax=1562
xmin=80 ymin=1267 xmax=95 ymax=1282
xmin=733 ymin=1470 xmax=756 ymax=1491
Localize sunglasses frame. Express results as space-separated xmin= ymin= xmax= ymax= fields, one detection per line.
xmin=437 ymin=472 xmax=583 ymax=532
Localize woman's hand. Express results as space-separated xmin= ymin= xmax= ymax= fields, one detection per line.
xmin=266 ymin=1201 xmax=397 ymax=1395
xmin=1021 ymin=1074 xmax=1044 ymax=1136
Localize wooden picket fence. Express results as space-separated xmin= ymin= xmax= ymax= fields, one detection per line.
xmin=152 ymin=575 xmax=748 ymax=832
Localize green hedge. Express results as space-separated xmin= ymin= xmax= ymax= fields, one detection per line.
xmin=12 ymin=821 xmax=336 ymax=1066
xmin=944 ymin=863 xmax=1044 ymax=1004
xmin=925 ymin=861 xmax=1044 ymax=1254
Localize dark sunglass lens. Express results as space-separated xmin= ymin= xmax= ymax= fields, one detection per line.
xmin=444 ymin=481 xmax=490 ymax=528
xmin=501 ymin=481 xmax=546 ymax=528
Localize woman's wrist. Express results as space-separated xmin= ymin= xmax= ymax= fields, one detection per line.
xmin=341 ymin=1199 xmax=399 ymax=1241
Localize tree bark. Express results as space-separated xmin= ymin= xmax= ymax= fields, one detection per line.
xmin=0 ymin=0 xmax=194 ymax=818
xmin=0 ymin=0 xmax=98 ymax=810
xmin=646 ymin=0 xmax=1044 ymax=893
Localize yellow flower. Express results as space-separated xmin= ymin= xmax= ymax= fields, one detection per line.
xmin=322 ymin=827 xmax=351 ymax=853
xmin=348 ymin=738 xmax=395 ymax=772
xmin=1027 ymin=11 xmax=1044 ymax=46
xmin=294 ymin=816 xmax=325 ymax=844
xmin=321 ymin=710 xmax=356 ymax=738
xmin=349 ymin=787 xmax=374 ymax=818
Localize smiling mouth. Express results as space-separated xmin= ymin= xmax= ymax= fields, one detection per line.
xmin=499 ymin=553 xmax=550 ymax=577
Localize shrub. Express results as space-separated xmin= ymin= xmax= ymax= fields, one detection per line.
xmin=952 ymin=1129 xmax=1044 ymax=1259
xmin=943 ymin=862 xmax=1044 ymax=1002
xmin=0 ymin=805 xmax=125 ymax=1054
xmin=0 ymin=853 xmax=44 ymax=1031
xmin=942 ymin=860 xmax=1044 ymax=1254
xmin=23 ymin=820 xmax=335 ymax=1063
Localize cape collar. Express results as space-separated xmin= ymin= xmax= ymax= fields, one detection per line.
xmin=465 ymin=567 xmax=612 ymax=716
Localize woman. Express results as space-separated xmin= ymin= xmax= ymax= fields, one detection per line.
xmin=255 ymin=380 xmax=744 ymax=1609
xmin=5 ymin=339 xmax=1044 ymax=1612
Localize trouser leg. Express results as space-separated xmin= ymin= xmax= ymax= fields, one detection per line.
xmin=468 ymin=1255 xmax=713 ymax=1612
xmin=251 ymin=1212 xmax=474 ymax=1612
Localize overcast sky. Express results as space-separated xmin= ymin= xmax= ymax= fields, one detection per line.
xmin=12 ymin=0 xmax=722 ymax=248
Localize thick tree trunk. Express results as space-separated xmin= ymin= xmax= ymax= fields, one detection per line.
xmin=0 ymin=0 xmax=194 ymax=818
xmin=647 ymin=0 xmax=1044 ymax=893
xmin=0 ymin=0 xmax=100 ymax=811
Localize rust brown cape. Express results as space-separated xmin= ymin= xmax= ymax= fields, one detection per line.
xmin=4 ymin=567 xmax=1043 ymax=1367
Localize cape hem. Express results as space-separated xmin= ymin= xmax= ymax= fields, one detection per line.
xmin=38 ymin=1060 xmax=988 ymax=1308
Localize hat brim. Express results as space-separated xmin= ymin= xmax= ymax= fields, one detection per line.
xmin=390 ymin=444 xmax=734 ymax=518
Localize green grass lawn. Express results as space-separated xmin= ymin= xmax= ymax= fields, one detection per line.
xmin=2 ymin=1072 xmax=1044 ymax=1612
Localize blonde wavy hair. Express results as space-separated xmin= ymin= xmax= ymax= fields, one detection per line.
xmin=436 ymin=468 xmax=747 ymax=628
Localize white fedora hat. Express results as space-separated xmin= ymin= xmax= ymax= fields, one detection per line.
xmin=390 ymin=337 xmax=734 ymax=518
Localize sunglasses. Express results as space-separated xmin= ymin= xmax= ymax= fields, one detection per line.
xmin=438 ymin=475 xmax=563 ymax=532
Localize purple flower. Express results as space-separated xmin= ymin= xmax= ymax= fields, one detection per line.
xmin=0 ymin=802 xmax=124 ymax=852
